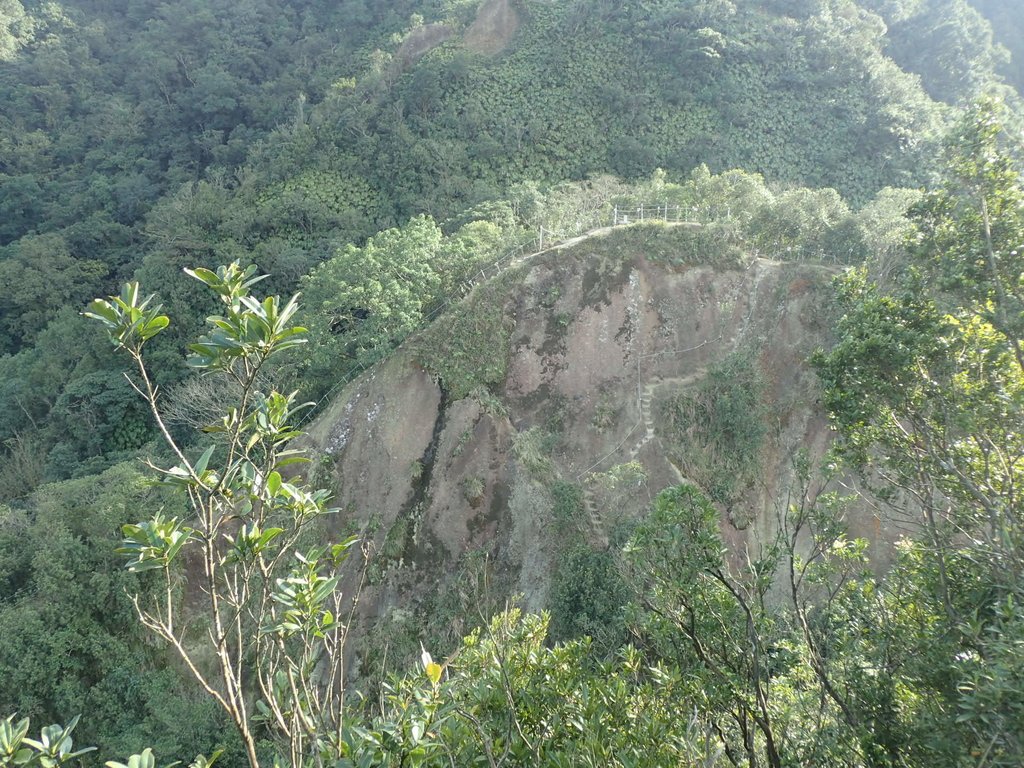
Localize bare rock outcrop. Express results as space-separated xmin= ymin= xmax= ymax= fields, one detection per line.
xmin=304 ymin=225 xmax=892 ymax=650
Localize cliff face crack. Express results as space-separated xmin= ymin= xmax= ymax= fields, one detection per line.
xmin=397 ymin=385 xmax=451 ymax=562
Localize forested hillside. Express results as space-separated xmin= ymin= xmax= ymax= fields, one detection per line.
xmin=0 ymin=0 xmax=988 ymax=489
xmin=969 ymin=0 xmax=1024 ymax=92
xmin=2 ymin=0 xmax=1023 ymax=766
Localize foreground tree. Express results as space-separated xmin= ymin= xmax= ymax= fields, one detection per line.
xmin=622 ymin=485 xmax=787 ymax=768
xmin=812 ymin=102 xmax=1024 ymax=766
xmin=85 ymin=265 xmax=358 ymax=768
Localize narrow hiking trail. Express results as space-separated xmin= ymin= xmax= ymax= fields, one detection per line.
xmin=524 ymin=220 xmax=695 ymax=263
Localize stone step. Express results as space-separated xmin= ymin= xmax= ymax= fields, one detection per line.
xmin=581 ymin=487 xmax=608 ymax=549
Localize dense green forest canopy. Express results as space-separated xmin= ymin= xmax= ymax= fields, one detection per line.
xmin=2 ymin=0 xmax=1024 ymax=765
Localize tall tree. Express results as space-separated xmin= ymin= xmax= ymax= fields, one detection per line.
xmin=812 ymin=102 xmax=1024 ymax=765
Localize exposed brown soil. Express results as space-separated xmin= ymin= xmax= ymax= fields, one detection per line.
xmin=463 ymin=0 xmax=521 ymax=55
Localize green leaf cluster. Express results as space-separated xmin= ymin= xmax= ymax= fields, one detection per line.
xmin=657 ymin=351 xmax=770 ymax=507
xmin=0 ymin=715 xmax=94 ymax=768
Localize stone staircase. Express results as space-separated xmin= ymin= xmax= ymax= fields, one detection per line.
xmin=580 ymin=369 xmax=707 ymax=549
xmin=581 ymin=484 xmax=609 ymax=549
xmin=628 ymin=371 xmax=706 ymax=458
xmin=627 ymin=381 xmax=659 ymax=461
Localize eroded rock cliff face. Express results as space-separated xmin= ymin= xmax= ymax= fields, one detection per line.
xmin=303 ymin=224 xmax=888 ymax=659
